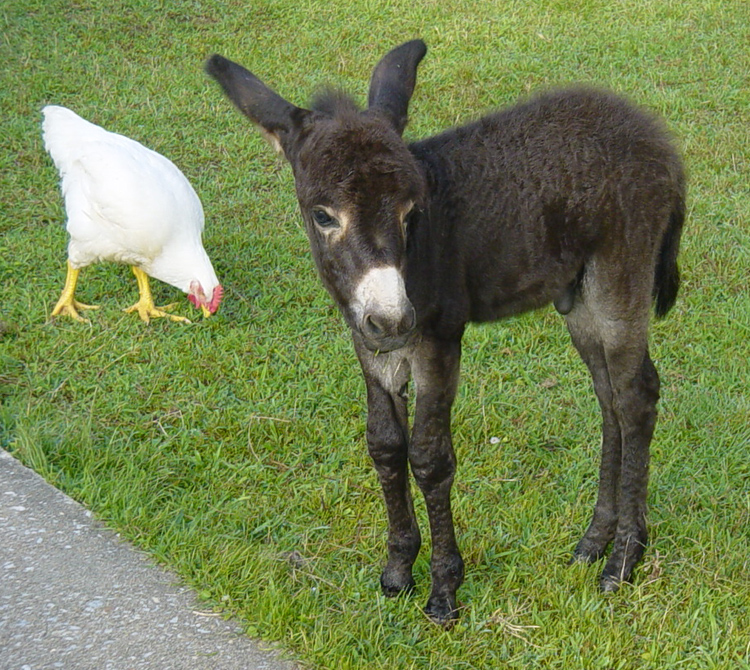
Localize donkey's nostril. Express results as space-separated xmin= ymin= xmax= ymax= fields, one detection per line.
xmin=363 ymin=313 xmax=386 ymax=339
xmin=400 ymin=305 xmax=416 ymax=334
xmin=360 ymin=307 xmax=415 ymax=351
xmin=362 ymin=307 xmax=416 ymax=344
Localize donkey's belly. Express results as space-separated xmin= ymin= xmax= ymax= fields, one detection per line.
xmin=467 ymin=276 xmax=569 ymax=322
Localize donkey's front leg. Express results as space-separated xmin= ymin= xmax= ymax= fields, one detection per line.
xmin=356 ymin=338 xmax=422 ymax=597
xmin=409 ymin=338 xmax=464 ymax=625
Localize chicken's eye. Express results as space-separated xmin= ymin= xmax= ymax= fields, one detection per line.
xmin=311 ymin=208 xmax=338 ymax=229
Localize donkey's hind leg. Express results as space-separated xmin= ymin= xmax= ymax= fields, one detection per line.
xmin=565 ymin=310 xmax=622 ymax=563
xmin=599 ymin=345 xmax=659 ymax=591
xmin=566 ymin=288 xmax=660 ymax=591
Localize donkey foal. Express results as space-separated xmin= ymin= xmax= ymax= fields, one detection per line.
xmin=206 ymin=40 xmax=685 ymax=626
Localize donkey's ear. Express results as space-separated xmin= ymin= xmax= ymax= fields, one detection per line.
xmin=205 ymin=54 xmax=309 ymax=158
xmin=367 ymin=40 xmax=427 ymax=135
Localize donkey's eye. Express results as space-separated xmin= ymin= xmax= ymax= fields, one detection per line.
xmin=311 ymin=208 xmax=338 ymax=229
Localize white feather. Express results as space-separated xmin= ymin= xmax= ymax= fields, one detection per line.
xmin=42 ymin=105 xmax=220 ymax=303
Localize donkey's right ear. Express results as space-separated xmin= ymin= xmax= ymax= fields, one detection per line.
xmin=205 ymin=54 xmax=309 ymax=158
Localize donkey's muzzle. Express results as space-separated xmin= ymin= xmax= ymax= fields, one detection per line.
xmin=352 ymin=266 xmax=416 ymax=352
xmin=360 ymin=303 xmax=416 ymax=352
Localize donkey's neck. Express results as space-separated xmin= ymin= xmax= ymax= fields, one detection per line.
xmin=403 ymin=141 xmax=471 ymax=341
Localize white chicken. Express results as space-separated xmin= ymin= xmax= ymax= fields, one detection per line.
xmin=42 ymin=105 xmax=223 ymax=323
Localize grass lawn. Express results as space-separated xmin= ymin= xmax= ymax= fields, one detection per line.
xmin=2 ymin=0 xmax=749 ymax=667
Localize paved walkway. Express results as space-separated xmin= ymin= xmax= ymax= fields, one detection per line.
xmin=0 ymin=449 xmax=298 ymax=670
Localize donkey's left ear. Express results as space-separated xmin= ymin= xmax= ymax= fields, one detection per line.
xmin=367 ymin=40 xmax=427 ymax=135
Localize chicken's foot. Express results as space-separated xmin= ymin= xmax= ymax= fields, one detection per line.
xmin=51 ymin=261 xmax=99 ymax=322
xmin=125 ymin=267 xmax=190 ymax=324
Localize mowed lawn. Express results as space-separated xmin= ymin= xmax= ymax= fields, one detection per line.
xmin=1 ymin=0 xmax=748 ymax=668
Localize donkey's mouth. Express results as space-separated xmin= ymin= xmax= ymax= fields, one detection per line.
xmin=359 ymin=330 xmax=415 ymax=354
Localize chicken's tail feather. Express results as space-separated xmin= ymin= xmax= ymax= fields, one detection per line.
xmin=42 ymin=105 xmax=103 ymax=170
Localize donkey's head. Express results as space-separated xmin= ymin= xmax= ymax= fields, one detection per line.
xmin=206 ymin=40 xmax=427 ymax=352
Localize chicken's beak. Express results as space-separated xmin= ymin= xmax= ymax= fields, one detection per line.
xmin=189 ymin=283 xmax=222 ymax=317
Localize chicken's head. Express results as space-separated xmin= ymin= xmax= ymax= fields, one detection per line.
xmin=188 ymin=281 xmax=224 ymax=317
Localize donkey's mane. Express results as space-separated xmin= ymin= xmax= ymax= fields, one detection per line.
xmin=310 ymin=88 xmax=361 ymax=117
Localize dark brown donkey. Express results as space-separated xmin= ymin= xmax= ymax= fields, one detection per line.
xmin=206 ymin=39 xmax=684 ymax=625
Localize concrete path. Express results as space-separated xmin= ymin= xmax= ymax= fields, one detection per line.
xmin=0 ymin=449 xmax=298 ymax=670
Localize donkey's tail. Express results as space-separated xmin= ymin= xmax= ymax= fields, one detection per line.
xmin=653 ymin=192 xmax=685 ymax=318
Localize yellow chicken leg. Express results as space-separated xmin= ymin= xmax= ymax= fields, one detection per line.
xmin=51 ymin=260 xmax=100 ymax=322
xmin=124 ymin=267 xmax=190 ymax=324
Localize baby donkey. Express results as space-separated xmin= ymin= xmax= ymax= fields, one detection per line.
xmin=206 ymin=39 xmax=685 ymax=625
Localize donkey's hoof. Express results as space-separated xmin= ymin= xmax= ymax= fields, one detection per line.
xmin=598 ymin=532 xmax=645 ymax=592
xmin=570 ymin=544 xmax=606 ymax=565
xmin=599 ymin=554 xmax=637 ymax=592
xmin=380 ymin=570 xmax=415 ymax=598
xmin=571 ymin=531 xmax=612 ymax=565
xmin=599 ymin=556 xmax=638 ymax=593
xmin=599 ymin=573 xmax=624 ymax=593
xmin=424 ymin=595 xmax=458 ymax=627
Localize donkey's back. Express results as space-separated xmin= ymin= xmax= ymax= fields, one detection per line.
xmin=408 ymin=87 xmax=685 ymax=327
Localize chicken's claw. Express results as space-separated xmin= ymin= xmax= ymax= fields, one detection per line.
xmin=126 ymin=267 xmax=191 ymax=324
xmin=50 ymin=262 xmax=99 ymax=323
xmin=124 ymin=300 xmax=191 ymax=324
xmin=51 ymin=298 xmax=100 ymax=323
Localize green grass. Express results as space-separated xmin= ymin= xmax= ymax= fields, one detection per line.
xmin=2 ymin=0 xmax=749 ymax=667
